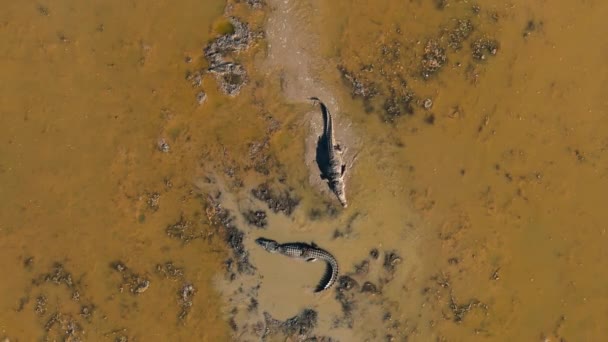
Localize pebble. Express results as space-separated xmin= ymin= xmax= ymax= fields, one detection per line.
xmin=157 ymin=139 xmax=170 ymax=153
xmin=196 ymin=91 xmax=207 ymax=105
xmin=423 ymin=98 xmax=433 ymax=109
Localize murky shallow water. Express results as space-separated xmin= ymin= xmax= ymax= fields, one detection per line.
xmin=1 ymin=0 xmax=608 ymax=341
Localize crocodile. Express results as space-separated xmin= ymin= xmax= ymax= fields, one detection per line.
xmin=309 ymin=97 xmax=348 ymax=207
xmin=255 ymin=237 xmax=339 ymax=293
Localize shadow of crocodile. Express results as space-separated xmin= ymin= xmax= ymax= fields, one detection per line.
xmin=315 ymin=103 xmax=332 ymax=182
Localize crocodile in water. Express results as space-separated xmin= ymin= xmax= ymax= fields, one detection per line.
xmin=255 ymin=237 xmax=339 ymax=292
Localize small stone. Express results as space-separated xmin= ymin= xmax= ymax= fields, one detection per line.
xmin=423 ymin=98 xmax=433 ymax=109
xmin=196 ymin=91 xmax=207 ymax=105
xmin=157 ymin=139 xmax=170 ymax=153
xmin=133 ymin=279 xmax=150 ymax=294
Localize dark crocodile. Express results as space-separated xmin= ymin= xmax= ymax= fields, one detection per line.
xmin=255 ymin=237 xmax=339 ymax=292
xmin=310 ymin=97 xmax=348 ymax=207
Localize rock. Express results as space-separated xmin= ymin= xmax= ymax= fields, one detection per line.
xmin=157 ymin=138 xmax=170 ymax=153
xmin=383 ymin=251 xmax=402 ymax=273
xmin=196 ymin=91 xmax=207 ymax=104
xmin=202 ymin=17 xmax=259 ymax=96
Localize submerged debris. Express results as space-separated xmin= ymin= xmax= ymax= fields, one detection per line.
xmin=178 ymin=283 xmax=196 ymax=321
xmin=166 ymin=216 xmax=203 ymax=243
xmin=383 ymin=89 xmax=416 ymax=122
xmin=448 ymin=19 xmax=474 ymax=50
xmin=383 ymin=250 xmax=402 ymax=273
xmin=156 ymin=262 xmax=184 ymax=280
xmin=242 ymin=209 xmax=268 ymax=228
xmin=39 ymin=263 xmax=74 ymax=288
xmin=205 ymin=195 xmax=256 ymax=275
xmin=35 ymin=295 xmax=47 ymax=316
xmin=251 ymin=183 xmax=300 ymax=216
xmin=146 ymin=192 xmax=160 ymax=211
xmin=471 ymin=38 xmax=498 ymax=60
xmin=338 ymin=65 xmax=378 ymax=99
xmin=334 ymin=276 xmax=358 ymax=328
xmin=196 ymin=90 xmax=207 ymax=105
xmin=421 ymin=39 xmax=447 ymax=79
xmin=110 ymin=261 xmax=151 ymax=295
xmin=263 ymin=309 xmax=319 ymax=339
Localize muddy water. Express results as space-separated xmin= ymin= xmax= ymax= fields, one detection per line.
xmin=0 ymin=0 xmax=236 ymax=340
xmin=1 ymin=0 xmax=607 ymax=341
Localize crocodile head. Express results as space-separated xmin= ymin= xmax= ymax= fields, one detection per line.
xmin=255 ymin=237 xmax=280 ymax=253
xmin=331 ymin=178 xmax=348 ymax=208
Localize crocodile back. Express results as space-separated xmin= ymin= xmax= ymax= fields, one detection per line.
xmin=278 ymin=243 xmax=339 ymax=292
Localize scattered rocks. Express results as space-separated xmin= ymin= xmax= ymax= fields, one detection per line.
xmin=263 ymin=309 xmax=319 ymax=339
xmin=334 ymin=276 xmax=359 ymax=328
xmin=471 ymin=38 xmax=498 ymax=60
xmin=43 ymin=312 xmax=83 ymax=341
xmin=40 ymin=263 xmax=74 ymax=288
xmin=205 ymin=195 xmax=256 ymax=275
xmin=146 ymin=192 xmax=160 ymax=211
xmin=156 ymin=262 xmax=184 ymax=280
xmin=383 ymin=89 xmax=415 ymax=122
xmin=251 ymin=183 xmax=300 ymax=216
xmin=448 ymin=19 xmax=474 ymax=50
xmin=338 ymin=65 xmax=378 ymax=100
xmin=421 ymin=39 xmax=447 ymax=79
xmin=204 ymin=18 xmax=255 ymax=62
xmin=178 ymin=283 xmax=196 ymax=321
xmin=203 ymin=17 xmax=259 ymax=96
xmin=449 ymin=294 xmax=484 ymax=323
xmin=196 ymin=90 xmax=207 ymax=105
xmin=185 ymin=70 xmax=202 ymax=87
xmin=242 ymin=209 xmax=268 ymax=228
xmin=208 ymin=62 xmax=248 ymax=96
xmin=383 ymin=251 xmax=402 ymax=273
xmin=247 ymin=138 xmax=280 ymax=176
xmin=166 ymin=216 xmax=203 ymax=243
xmin=35 ymin=295 xmax=47 ymax=316
xmin=110 ymin=261 xmax=151 ymax=295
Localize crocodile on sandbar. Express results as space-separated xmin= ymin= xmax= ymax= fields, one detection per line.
xmin=309 ymin=97 xmax=348 ymax=207
xmin=255 ymin=237 xmax=339 ymax=293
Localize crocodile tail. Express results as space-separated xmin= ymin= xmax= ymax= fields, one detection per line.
xmin=314 ymin=259 xmax=339 ymax=293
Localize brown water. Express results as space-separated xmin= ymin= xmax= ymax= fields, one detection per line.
xmin=1 ymin=0 xmax=608 ymax=341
